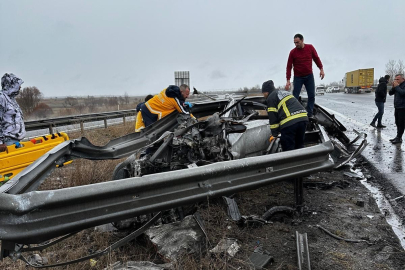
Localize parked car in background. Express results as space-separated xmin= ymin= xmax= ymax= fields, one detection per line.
xmin=332 ymin=86 xmax=340 ymax=93
xmin=326 ymin=87 xmax=332 ymax=93
xmin=315 ymin=86 xmax=325 ymax=95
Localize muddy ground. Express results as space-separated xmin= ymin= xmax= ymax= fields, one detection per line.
xmin=1 ymin=125 xmax=405 ymax=269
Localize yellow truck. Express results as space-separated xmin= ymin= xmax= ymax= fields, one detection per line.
xmin=0 ymin=132 xmax=70 ymax=184
xmin=344 ymin=68 xmax=374 ymax=94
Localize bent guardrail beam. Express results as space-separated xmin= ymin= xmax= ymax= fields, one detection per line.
xmin=0 ymin=112 xmax=180 ymax=194
xmin=0 ymin=141 xmax=334 ymax=246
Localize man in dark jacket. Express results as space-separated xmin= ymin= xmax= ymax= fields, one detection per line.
xmin=370 ymin=75 xmax=390 ymax=128
xmin=136 ymin=94 xmax=154 ymax=112
xmin=389 ymin=74 xmax=405 ymax=144
xmin=262 ymin=80 xmax=308 ymax=151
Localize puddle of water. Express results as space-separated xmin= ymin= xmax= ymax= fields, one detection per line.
xmin=360 ymin=179 xmax=405 ymax=249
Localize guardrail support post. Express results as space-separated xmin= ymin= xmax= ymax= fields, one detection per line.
xmin=123 ymin=116 xmax=126 ymax=126
xmin=0 ymin=241 xmax=14 ymax=260
xmin=49 ymin=125 xmax=53 ymax=134
xmin=104 ymin=119 xmax=108 ymax=128
xmin=80 ymin=122 xmax=84 ymax=134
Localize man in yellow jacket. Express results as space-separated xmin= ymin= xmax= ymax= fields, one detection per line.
xmin=135 ymin=84 xmax=191 ymax=131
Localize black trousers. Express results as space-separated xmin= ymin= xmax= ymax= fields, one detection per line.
xmin=140 ymin=103 xmax=158 ymax=127
xmin=280 ymin=121 xmax=307 ymax=151
xmin=395 ymin=108 xmax=405 ymax=138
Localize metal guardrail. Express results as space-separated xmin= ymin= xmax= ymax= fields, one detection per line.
xmin=24 ymin=97 xmax=268 ymax=134
xmin=0 ymin=112 xmax=179 ymax=194
xmin=0 ymin=97 xmax=344 ymax=261
xmin=0 ymin=140 xmax=334 ymax=245
xmin=25 ymin=109 xmax=138 ymax=133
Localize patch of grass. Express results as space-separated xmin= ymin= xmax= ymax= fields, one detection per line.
xmin=334 ymin=229 xmax=347 ymax=238
xmin=329 ymin=251 xmax=352 ymax=269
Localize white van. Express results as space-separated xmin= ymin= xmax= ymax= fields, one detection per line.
xmin=315 ymin=86 xmax=325 ymax=95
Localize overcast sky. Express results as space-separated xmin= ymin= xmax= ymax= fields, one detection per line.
xmin=1 ymin=0 xmax=404 ymax=97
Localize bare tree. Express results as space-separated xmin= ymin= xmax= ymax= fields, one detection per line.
xmin=124 ymin=92 xmax=130 ymax=104
xmin=396 ymin=60 xmax=405 ymax=76
xmin=386 ymin=60 xmax=398 ymax=84
xmin=63 ymin=96 xmax=78 ymax=108
xmin=384 ymin=59 xmax=405 ymax=83
xmin=94 ymin=98 xmax=105 ymax=108
xmin=107 ymin=96 xmax=119 ymax=108
xmin=16 ymin=86 xmax=43 ymax=115
xmin=119 ymin=96 xmax=125 ymax=105
xmin=32 ymin=103 xmax=53 ymax=119
xmin=75 ymin=103 xmax=86 ymax=114
xmin=85 ymin=96 xmax=97 ymax=113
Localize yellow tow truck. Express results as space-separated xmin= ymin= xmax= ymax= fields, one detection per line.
xmin=0 ymin=132 xmax=70 ymax=185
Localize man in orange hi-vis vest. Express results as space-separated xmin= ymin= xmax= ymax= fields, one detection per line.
xmin=135 ymin=84 xmax=191 ymax=132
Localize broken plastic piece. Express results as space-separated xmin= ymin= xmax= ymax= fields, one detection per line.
xmin=145 ymin=215 xmax=206 ymax=262
xmin=223 ymin=196 xmax=241 ymax=221
xmin=27 ymin=254 xmax=48 ymax=266
xmin=210 ymin=238 xmax=240 ymax=257
xmin=249 ymin=253 xmax=274 ymax=269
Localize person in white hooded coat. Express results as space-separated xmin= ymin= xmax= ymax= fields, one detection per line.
xmin=0 ymin=73 xmax=25 ymax=152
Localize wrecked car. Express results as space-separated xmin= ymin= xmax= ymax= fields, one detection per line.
xmin=112 ymin=97 xmax=274 ymax=180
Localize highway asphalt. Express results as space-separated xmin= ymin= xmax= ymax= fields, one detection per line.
xmin=312 ymin=92 xmax=405 ymax=194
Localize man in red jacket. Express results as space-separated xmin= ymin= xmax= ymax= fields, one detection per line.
xmin=285 ymin=33 xmax=325 ymax=117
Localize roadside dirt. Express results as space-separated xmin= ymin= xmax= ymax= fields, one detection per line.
xmin=1 ymin=125 xmax=405 ymax=269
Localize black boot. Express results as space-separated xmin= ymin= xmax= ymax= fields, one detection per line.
xmin=391 ymin=137 xmax=403 ymax=144
xmin=376 ymin=124 xmax=386 ymax=128
xmin=370 ymin=122 xmax=376 ymax=128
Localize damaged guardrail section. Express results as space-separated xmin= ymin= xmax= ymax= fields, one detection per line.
xmin=0 ymin=141 xmax=334 ymax=247
xmin=0 ymin=112 xmax=180 ymax=195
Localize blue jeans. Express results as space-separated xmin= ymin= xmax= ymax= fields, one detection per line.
xmin=371 ymin=101 xmax=384 ymax=125
xmin=293 ymin=73 xmax=315 ymax=117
